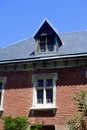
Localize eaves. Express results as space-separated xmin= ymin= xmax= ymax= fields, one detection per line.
xmin=0 ymin=53 xmax=87 ymax=65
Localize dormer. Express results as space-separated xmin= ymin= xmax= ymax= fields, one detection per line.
xmin=34 ymin=20 xmax=63 ymax=55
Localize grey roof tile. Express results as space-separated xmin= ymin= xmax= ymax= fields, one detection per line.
xmin=59 ymin=31 xmax=87 ymax=55
xmin=0 ymin=30 xmax=87 ymax=62
xmin=0 ymin=38 xmax=35 ymax=61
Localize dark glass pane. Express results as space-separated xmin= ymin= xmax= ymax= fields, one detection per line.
xmin=46 ymin=89 xmax=53 ymax=103
xmin=47 ymin=43 xmax=54 ymax=51
xmin=37 ymin=90 xmax=43 ymax=104
xmin=0 ymin=83 xmax=2 ymax=90
xmin=40 ymin=43 xmax=46 ymax=52
xmin=46 ymin=79 xmax=53 ymax=86
xmin=37 ymin=80 xmax=43 ymax=87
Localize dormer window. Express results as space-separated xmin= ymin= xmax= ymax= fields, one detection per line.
xmin=34 ymin=20 xmax=63 ymax=55
xmin=38 ymin=34 xmax=54 ymax=53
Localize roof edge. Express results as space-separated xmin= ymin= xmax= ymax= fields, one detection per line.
xmin=1 ymin=52 xmax=87 ymax=64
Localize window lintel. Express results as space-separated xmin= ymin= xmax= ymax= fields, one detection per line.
xmin=32 ymin=73 xmax=58 ymax=82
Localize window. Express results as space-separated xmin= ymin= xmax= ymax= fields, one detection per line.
xmin=47 ymin=42 xmax=54 ymax=51
xmin=40 ymin=43 xmax=46 ymax=52
xmin=46 ymin=79 xmax=53 ymax=86
xmin=46 ymin=89 xmax=53 ymax=103
xmin=32 ymin=73 xmax=57 ymax=109
xmin=37 ymin=80 xmax=43 ymax=87
xmin=37 ymin=90 xmax=43 ymax=104
xmin=38 ymin=35 xmax=54 ymax=53
xmin=0 ymin=77 xmax=6 ymax=110
xmin=36 ymin=79 xmax=53 ymax=104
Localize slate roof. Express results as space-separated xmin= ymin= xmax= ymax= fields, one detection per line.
xmin=0 ymin=30 xmax=87 ymax=63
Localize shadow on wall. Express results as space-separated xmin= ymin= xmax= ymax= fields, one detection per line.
xmin=0 ymin=65 xmax=87 ymax=89
xmin=29 ymin=110 xmax=56 ymax=117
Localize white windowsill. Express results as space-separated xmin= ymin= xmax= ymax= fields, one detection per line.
xmin=0 ymin=108 xmax=4 ymax=115
xmin=0 ymin=108 xmax=4 ymax=111
xmin=30 ymin=106 xmax=57 ymax=110
xmin=30 ymin=106 xmax=57 ymax=115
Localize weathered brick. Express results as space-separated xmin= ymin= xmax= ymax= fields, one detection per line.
xmin=0 ymin=66 xmax=87 ymax=129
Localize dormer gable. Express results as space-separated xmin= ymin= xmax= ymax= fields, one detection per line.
xmin=34 ymin=20 xmax=63 ymax=55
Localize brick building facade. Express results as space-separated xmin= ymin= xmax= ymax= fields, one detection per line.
xmin=0 ymin=20 xmax=87 ymax=130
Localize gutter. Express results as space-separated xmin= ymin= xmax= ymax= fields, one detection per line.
xmin=0 ymin=53 xmax=87 ymax=64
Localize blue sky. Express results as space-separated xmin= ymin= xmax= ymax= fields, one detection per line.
xmin=0 ymin=0 xmax=87 ymax=48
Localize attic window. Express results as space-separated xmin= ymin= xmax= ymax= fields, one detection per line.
xmin=37 ymin=35 xmax=54 ymax=53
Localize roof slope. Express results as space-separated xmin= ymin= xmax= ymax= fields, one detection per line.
xmin=0 ymin=31 xmax=87 ymax=63
xmin=0 ymin=38 xmax=35 ymax=61
xmin=59 ymin=31 xmax=87 ymax=55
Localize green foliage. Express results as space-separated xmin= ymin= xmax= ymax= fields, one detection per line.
xmin=30 ymin=124 xmax=42 ymax=130
xmin=66 ymin=90 xmax=87 ymax=130
xmin=66 ymin=118 xmax=78 ymax=130
xmin=2 ymin=116 xmax=29 ymax=130
xmin=74 ymin=90 xmax=87 ymax=115
xmin=2 ymin=116 xmax=42 ymax=130
xmin=66 ymin=114 xmax=83 ymax=130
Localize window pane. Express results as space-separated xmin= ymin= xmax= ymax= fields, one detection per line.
xmin=40 ymin=43 xmax=46 ymax=52
xmin=37 ymin=90 xmax=43 ymax=104
xmin=47 ymin=43 xmax=54 ymax=51
xmin=37 ymin=80 xmax=43 ymax=87
xmin=0 ymin=83 xmax=2 ymax=90
xmin=46 ymin=79 xmax=53 ymax=86
xmin=46 ymin=89 xmax=53 ymax=103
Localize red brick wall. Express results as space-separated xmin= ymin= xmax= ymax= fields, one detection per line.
xmin=0 ymin=65 xmax=87 ymax=129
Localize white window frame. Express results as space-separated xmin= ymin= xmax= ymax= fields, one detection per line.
xmin=32 ymin=73 xmax=58 ymax=110
xmin=0 ymin=77 xmax=6 ymax=111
